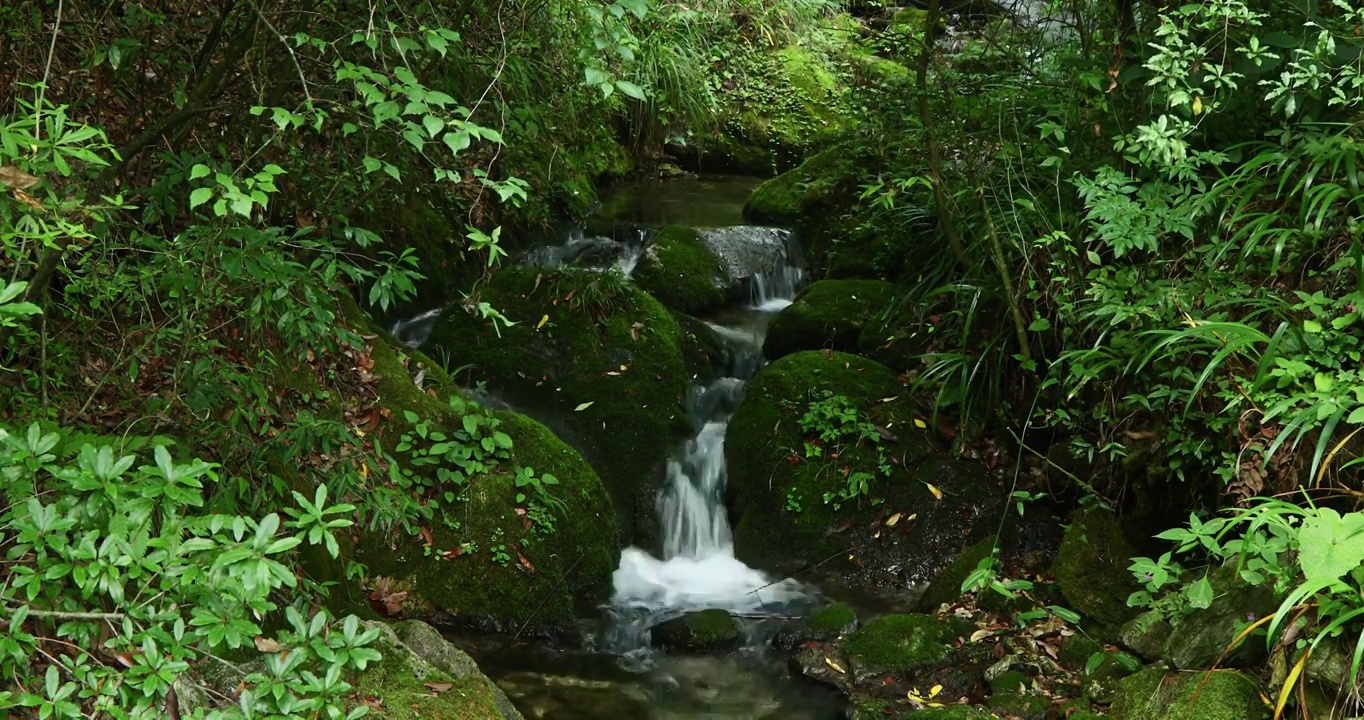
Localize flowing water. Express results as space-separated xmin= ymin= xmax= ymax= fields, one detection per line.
xmin=387 ymin=177 xmax=842 ymax=718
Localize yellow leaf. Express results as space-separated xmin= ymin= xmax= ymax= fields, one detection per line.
xmin=359 ymin=462 xmax=369 ymax=480
xmin=1192 ymin=96 xmax=1204 ymax=115
xmin=885 ymin=512 xmax=902 ymax=527
xmin=926 ymin=483 xmax=943 ymax=500
xmin=913 ymin=418 xmax=927 ymax=429
xmin=929 ymin=684 xmax=943 ymax=699
xmin=536 ymin=314 xmax=549 ymax=330
xmin=1275 ymin=651 xmax=1310 ymax=720
xmin=824 ymin=657 xmax=845 ymax=674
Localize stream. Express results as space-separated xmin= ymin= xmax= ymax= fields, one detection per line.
xmin=414 ymin=176 xmax=849 ymax=718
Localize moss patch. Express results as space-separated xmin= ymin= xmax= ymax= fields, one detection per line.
xmin=1052 ymin=507 xmax=1141 ymax=630
xmin=1109 ymin=668 xmax=1266 ymax=720
xmin=632 ymin=226 xmax=727 ymax=316
xmin=352 ymin=621 xmax=517 ymax=720
xmin=765 ymin=279 xmax=898 ymax=359
xmin=357 ymin=330 xmax=616 ymax=632
xmin=916 ymin=538 xmax=994 ymax=612
xmin=808 ymin=602 xmax=859 ymax=634
xmin=743 ymin=148 xmax=858 ymax=226
xmin=844 ymin=614 xmax=970 ymax=673
xmin=652 ymin=609 xmax=741 ymax=654
xmin=427 ymin=266 xmax=689 ymax=542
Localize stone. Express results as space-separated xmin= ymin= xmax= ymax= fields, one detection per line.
xmin=354 ymin=328 xmax=617 ymax=634
xmin=1163 ymin=568 xmax=1278 ymax=670
xmin=1109 ymin=667 xmax=1267 ymax=720
xmin=843 ymin=614 xmax=971 ymax=680
xmin=427 ymin=265 xmax=690 ymax=545
xmin=763 ymin=279 xmax=899 ymax=360
xmin=651 ymin=609 xmax=741 ymax=654
xmin=353 ymin=620 xmax=523 ymax=720
xmin=1082 ymin=651 xmax=1142 ymax=704
xmin=774 ymin=601 xmax=860 ymax=651
xmin=1052 ymin=507 xmax=1141 ymax=630
xmin=1119 ymin=611 xmax=1173 ymax=662
xmin=632 ymin=226 xmax=728 ymax=316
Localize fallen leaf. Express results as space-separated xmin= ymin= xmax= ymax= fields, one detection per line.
xmin=254 ymin=636 xmax=283 ymax=653
xmin=574 ymin=401 xmax=594 ymax=411
xmin=13 ymin=189 xmax=43 ymax=210
xmin=824 ymin=657 xmax=846 ymax=674
xmin=424 ymin=682 xmax=453 ymax=694
xmin=969 ymin=629 xmax=994 ymax=642
xmin=537 ymin=314 xmax=549 ymax=330
xmin=885 ymin=512 xmax=902 ymax=527
xmin=928 ymin=684 xmax=943 ymax=699
xmin=0 ymin=165 xmax=39 ymax=190
xmin=925 ymin=483 xmax=943 ymax=500
xmin=913 ymin=418 xmax=928 ymax=429
xmin=517 ymin=549 xmax=536 ymax=574
xmin=419 ymin=527 xmax=433 ymax=547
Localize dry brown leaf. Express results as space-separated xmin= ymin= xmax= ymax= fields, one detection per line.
xmin=925 ymin=483 xmax=944 ymax=500
xmin=885 ymin=512 xmax=902 ymax=527
xmin=517 ymin=548 xmax=536 ymax=574
xmin=0 ymin=165 xmax=39 ymax=190
xmin=969 ymin=629 xmax=994 ymax=643
xmin=423 ymin=682 xmax=453 ymax=694
xmin=13 ymin=189 xmax=43 ymax=210
xmin=254 ymin=636 xmax=283 ymax=653
xmin=824 ymin=657 xmax=845 ymax=674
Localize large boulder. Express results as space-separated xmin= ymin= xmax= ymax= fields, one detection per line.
xmin=632 ymin=226 xmax=729 ymax=316
xmin=1052 ymin=507 xmax=1141 ymax=631
xmin=744 ymin=149 xmax=858 ymax=227
xmin=726 ymin=351 xmax=1001 ymax=581
xmin=354 ymin=620 xmax=523 ymax=720
xmin=427 ymin=266 xmax=689 ymax=544
xmin=1162 ymin=568 xmax=1278 ymax=670
xmin=1109 ymin=667 xmax=1266 ymax=720
xmin=764 ymin=279 xmax=898 ymax=359
xmin=356 ymin=333 xmax=617 ymax=634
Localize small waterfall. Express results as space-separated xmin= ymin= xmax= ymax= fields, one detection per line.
xmin=610 ymin=248 xmax=808 ymax=617
xmin=522 ymin=227 xmax=646 ymax=277
xmin=389 ymin=307 xmax=443 ymax=348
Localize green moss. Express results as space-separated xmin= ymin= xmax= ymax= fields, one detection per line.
xmin=743 ymin=149 xmax=857 ymax=225
xmin=674 ymin=312 xmax=729 ymax=383
xmin=1058 ymin=634 xmax=1105 ymax=671
xmin=764 ymin=280 xmax=898 ymax=359
xmin=654 ymin=609 xmax=741 ymax=654
xmin=807 ymin=602 xmax=858 ymax=634
xmin=728 ymin=351 xmax=952 ymax=569
xmin=987 ymin=693 xmax=1051 ymax=719
xmin=1110 ymin=668 xmax=1266 ymax=720
xmin=352 ymin=622 xmax=514 ymax=720
xmin=359 ymin=196 xmax=474 ymax=307
xmin=844 ymin=614 xmax=969 ymax=672
xmin=916 ymin=538 xmax=994 ymax=612
xmin=1052 ymin=507 xmax=1141 ymax=630
xmin=426 ymin=266 xmax=689 ymax=539
xmin=632 ymin=226 xmax=727 ymax=316
xmin=990 ymin=670 xmax=1031 ymax=694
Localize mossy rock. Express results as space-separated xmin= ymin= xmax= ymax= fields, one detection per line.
xmin=916 ymin=538 xmax=994 ymax=612
xmin=764 ymin=279 xmax=898 ymax=360
xmin=743 ymin=149 xmax=858 ymax=226
xmin=1119 ymin=610 xmax=1173 ymax=662
xmin=850 ymin=703 xmax=994 ymax=720
xmin=727 ymin=351 xmax=1000 ymax=578
xmin=426 ymin=266 xmax=689 ymax=543
xmin=1109 ymin=667 xmax=1267 ymax=720
xmin=774 ymin=601 xmax=860 ymax=650
xmin=633 ymin=226 xmax=728 ymax=316
xmin=1162 ymin=565 xmax=1279 ymax=670
xmin=352 ymin=620 xmax=522 ymax=720
xmin=1058 ymin=634 xmax=1105 ymax=671
xmin=652 ymin=610 xmax=741 ymax=654
xmin=1052 ymin=507 xmax=1140 ymax=630
xmin=356 ymin=332 xmax=617 ymax=633
xmin=1083 ymin=650 xmax=1143 ymax=704
xmin=844 ymin=613 xmax=971 ymax=678
xmin=360 ymin=195 xmax=477 ymax=308
xmin=985 ymin=692 xmax=1051 ymax=720
xmin=674 ymin=312 xmax=731 ymax=383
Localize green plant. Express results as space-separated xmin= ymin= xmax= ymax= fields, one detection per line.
xmin=0 ymin=423 xmax=372 ymax=719
xmin=797 ymin=391 xmax=892 ymax=506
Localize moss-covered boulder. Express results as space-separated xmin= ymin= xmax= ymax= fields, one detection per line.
xmin=844 ymin=614 xmax=970 ymax=679
xmin=652 ymin=610 xmax=741 ymax=654
xmin=633 ymin=226 xmax=728 ymax=316
xmin=764 ymin=279 xmax=898 ymax=359
xmin=1082 ymin=651 xmax=1142 ymax=704
xmin=985 ymin=693 xmax=1051 ymax=720
xmin=1162 ymin=566 xmax=1278 ymax=670
xmin=743 ymin=148 xmax=858 ymax=226
xmin=353 ymin=620 xmax=523 ymax=720
xmin=1109 ymin=667 xmax=1266 ymax=720
xmin=355 ymin=332 xmax=617 ymax=633
xmin=916 ymin=538 xmax=994 ymax=612
xmin=774 ymin=601 xmax=860 ymax=651
xmin=1052 ymin=507 xmax=1141 ymax=631
xmin=427 ymin=266 xmax=689 ymax=543
xmin=726 ymin=351 xmax=1001 ymax=579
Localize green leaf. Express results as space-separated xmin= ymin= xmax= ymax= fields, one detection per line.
xmin=574 ymin=402 xmax=594 ymax=412
xmin=189 ymin=187 xmax=213 ymax=209
xmin=443 ymin=131 xmax=471 ymax=155
xmin=1298 ymin=508 xmax=1364 ymax=583
xmin=1184 ymin=576 xmax=1213 ymax=609
xmin=1348 ymin=406 xmax=1364 ymax=424
xmin=189 ymin=164 xmax=211 ymax=180
xmin=422 ymin=115 xmax=445 ymax=138
xmin=1305 ymin=319 xmax=1323 ymax=333
xmin=615 ymin=80 xmax=646 ymax=101
xmin=1028 ymin=317 xmax=1052 ymax=332
xmin=585 ymin=67 xmax=610 ymax=86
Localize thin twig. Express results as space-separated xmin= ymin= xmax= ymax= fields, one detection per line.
xmin=246 ymin=0 xmax=314 ymax=108
xmin=513 ymin=550 xmax=585 ymax=641
xmin=34 ymin=0 xmax=65 ymax=142
xmin=6 ymin=605 xmax=125 ymax=621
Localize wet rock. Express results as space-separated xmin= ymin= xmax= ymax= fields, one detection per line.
xmin=698 ymin=226 xmax=799 ymax=295
xmin=844 ymin=614 xmax=971 ymax=682
xmin=1057 ymin=634 xmax=1104 ymax=671
xmin=726 ymin=350 xmax=1002 ymax=583
xmin=652 ymin=609 xmax=742 ymax=654
xmin=744 ymin=150 xmax=857 ymax=227
xmin=633 ymin=226 xmax=728 ymax=316
xmin=355 ymin=329 xmax=617 ymax=633
xmin=916 ymin=538 xmax=995 ymax=612
xmin=791 ymin=643 xmax=855 ymax=695
xmin=1081 ymin=651 xmax=1142 ymax=704
xmin=1109 ymin=667 xmax=1266 ymax=720
xmin=764 ymin=279 xmax=898 ymax=360
xmin=355 ymin=620 xmax=524 ymax=720
xmin=495 ymin=671 xmax=652 ymax=720
xmin=1118 ymin=611 xmax=1172 ymax=662
xmin=1163 ymin=568 xmax=1278 ymax=670
xmin=1052 ymin=507 xmax=1140 ymax=631
xmin=984 ymin=692 xmax=1051 ymax=720
xmin=774 ymin=601 xmax=860 ymax=651
xmin=427 ymin=266 xmax=689 ymax=545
